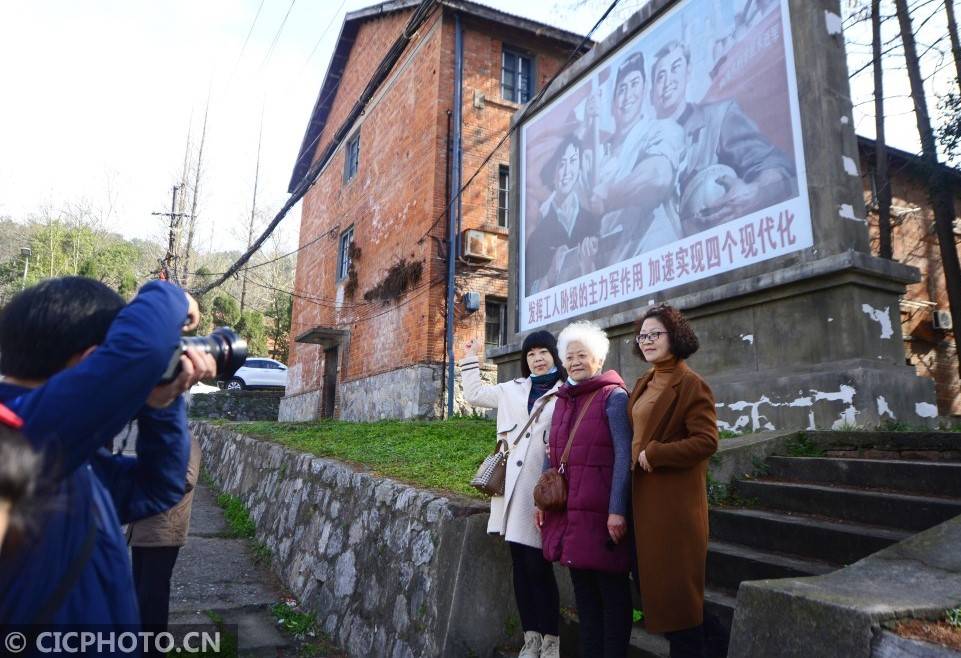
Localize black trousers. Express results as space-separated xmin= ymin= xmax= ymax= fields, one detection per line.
xmin=509 ymin=541 xmax=560 ymax=636
xmin=569 ymin=568 xmax=632 ymax=658
xmin=132 ymin=545 xmax=181 ymax=657
xmin=664 ymin=624 xmax=706 ymax=658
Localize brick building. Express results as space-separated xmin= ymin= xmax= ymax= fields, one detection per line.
xmin=858 ymin=137 xmax=961 ymax=417
xmin=280 ymin=0 xmax=585 ymax=421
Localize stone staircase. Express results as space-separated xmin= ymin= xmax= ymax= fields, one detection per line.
xmin=500 ymin=437 xmax=961 ymax=658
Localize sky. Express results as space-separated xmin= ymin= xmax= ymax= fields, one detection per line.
xmin=0 ymin=0 xmax=953 ymax=254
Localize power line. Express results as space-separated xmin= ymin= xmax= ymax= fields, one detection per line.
xmin=192 ymin=0 xmax=439 ymax=297
xmin=260 ymin=0 xmax=299 ymax=70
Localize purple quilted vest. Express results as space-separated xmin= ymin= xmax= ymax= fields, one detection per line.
xmin=540 ymin=370 xmax=631 ymax=573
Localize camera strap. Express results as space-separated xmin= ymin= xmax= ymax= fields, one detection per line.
xmin=30 ymin=501 xmax=98 ymax=626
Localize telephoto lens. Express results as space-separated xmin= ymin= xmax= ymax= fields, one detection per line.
xmin=159 ymin=327 xmax=248 ymax=385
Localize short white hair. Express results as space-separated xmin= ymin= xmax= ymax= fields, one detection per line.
xmin=558 ymin=321 xmax=609 ymax=367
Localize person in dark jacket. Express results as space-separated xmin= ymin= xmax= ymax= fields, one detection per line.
xmin=525 ymin=135 xmax=601 ymax=294
xmin=630 ymin=304 xmax=718 ymax=658
xmin=0 ymin=277 xmax=214 ymax=646
xmin=537 ymin=321 xmax=633 ymax=658
xmin=0 ymin=403 xmax=41 ymax=556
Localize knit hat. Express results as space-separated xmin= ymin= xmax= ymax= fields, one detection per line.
xmin=615 ymin=50 xmax=646 ymax=90
xmin=521 ymin=330 xmax=566 ymax=379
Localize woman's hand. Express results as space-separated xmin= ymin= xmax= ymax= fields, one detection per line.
xmin=637 ymin=449 xmax=653 ymax=472
xmin=607 ymin=513 xmax=627 ymax=544
xmin=577 ymin=236 xmax=598 ymax=275
xmin=534 ymin=508 xmax=545 ymax=528
xmin=463 ymin=338 xmax=481 ymax=359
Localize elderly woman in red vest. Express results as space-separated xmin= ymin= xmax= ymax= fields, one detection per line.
xmin=631 ymin=304 xmax=717 ymax=658
xmin=536 ymin=321 xmax=633 ymax=658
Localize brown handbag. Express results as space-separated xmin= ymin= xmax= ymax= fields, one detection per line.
xmin=470 ymin=393 xmax=555 ymax=496
xmin=533 ymin=390 xmax=600 ymax=512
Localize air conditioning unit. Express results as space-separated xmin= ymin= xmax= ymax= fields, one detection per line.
xmin=933 ymin=309 xmax=953 ymax=330
xmin=462 ymin=229 xmax=497 ymax=261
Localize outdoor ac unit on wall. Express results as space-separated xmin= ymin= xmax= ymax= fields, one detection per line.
xmin=933 ymin=309 xmax=953 ymax=330
xmin=462 ymin=229 xmax=496 ymax=261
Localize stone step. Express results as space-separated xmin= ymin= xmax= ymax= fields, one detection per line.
xmin=709 ymin=507 xmax=909 ymax=566
xmin=802 ymin=430 xmax=961 ymax=455
xmin=706 ymin=540 xmax=834 ymax=592
xmin=703 ymin=586 xmax=737 ymax=632
xmin=495 ymin=590 xmax=735 ymax=658
xmin=766 ymin=456 xmax=961 ymax=498
xmin=733 ymin=479 xmax=961 ymax=532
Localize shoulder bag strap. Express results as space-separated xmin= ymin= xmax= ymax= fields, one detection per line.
xmin=31 ymin=502 xmax=98 ymax=626
xmin=506 ymin=391 xmax=556 ymax=451
xmin=558 ymin=390 xmax=601 ymax=471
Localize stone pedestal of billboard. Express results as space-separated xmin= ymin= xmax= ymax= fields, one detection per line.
xmin=496 ymin=0 xmax=938 ymax=430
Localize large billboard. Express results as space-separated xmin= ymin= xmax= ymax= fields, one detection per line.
xmin=518 ymin=0 xmax=811 ymax=330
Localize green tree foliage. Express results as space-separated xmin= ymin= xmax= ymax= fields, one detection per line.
xmin=265 ymin=291 xmax=292 ymax=362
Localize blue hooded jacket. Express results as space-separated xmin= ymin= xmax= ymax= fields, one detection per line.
xmin=0 ymin=280 xmax=191 ymax=632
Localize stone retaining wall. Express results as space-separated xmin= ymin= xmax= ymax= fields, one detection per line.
xmin=191 ymin=421 xmax=522 ymax=658
xmin=188 ymin=391 xmax=282 ymax=422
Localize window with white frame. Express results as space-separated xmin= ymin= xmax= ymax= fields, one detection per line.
xmin=337 ymin=226 xmax=354 ymax=281
xmin=501 ymin=48 xmax=533 ymax=103
xmin=344 ymin=132 xmax=360 ymax=183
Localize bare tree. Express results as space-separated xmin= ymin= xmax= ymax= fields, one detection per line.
xmin=895 ymin=0 xmax=961 ymax=378
xmin=179 ymin=101 xmax=209 ymax=289
xmin=873 ymin=0 xmax=893 ymax=259
xmin=240 ymin=120 xmax=264 ymax=315
xmin=947 ymin=0 xmax=961 ymax=88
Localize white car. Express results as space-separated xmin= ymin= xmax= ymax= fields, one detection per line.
xmin=225 ymin=357 xmax=288 ymax=391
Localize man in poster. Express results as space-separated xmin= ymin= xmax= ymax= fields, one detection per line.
xmin=650 ymin=40 xmax=796 ymax=237
xmin=585 ymin=52 xmax=685 ymax=267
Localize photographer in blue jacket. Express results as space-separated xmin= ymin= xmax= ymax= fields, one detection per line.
xmin=0 ymin=276 xmax=215 ymax=637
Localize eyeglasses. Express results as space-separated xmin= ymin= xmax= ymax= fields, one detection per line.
xmin=635 ymin=331 xmax=667 ymax=345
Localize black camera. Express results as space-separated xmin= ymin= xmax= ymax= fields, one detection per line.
xmin=159 ymin=327 xmax=248 ymax=385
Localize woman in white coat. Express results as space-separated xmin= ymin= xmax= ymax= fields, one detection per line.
xmin=460 ymin=330 xmax=566 ymax=658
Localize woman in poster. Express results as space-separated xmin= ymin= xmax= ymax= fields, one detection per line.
xmin=525 ymin=135 xmax=601 ymax=294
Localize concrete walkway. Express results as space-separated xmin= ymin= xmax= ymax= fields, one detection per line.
xmin=167 ymin=483 xmax=339 ymax=656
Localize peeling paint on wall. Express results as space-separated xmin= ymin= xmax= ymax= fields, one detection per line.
xmin=860 ymin=303 xmax=894 ymax=339
xmin=838 ymin=204 xmax=862 ymax=222
xmin=717 ymin=385 xmax=861 ymax=432
xmin=840 ymin=116 xmax=850 ymax=125
xmin=827 ymin=317 xmax=834 ymax=322
xmin=824 ymin=10 xmax=843 ymax=35
xmin=876 ymin=395 xmax=895 ymax=419
xmin=740 ymin=334 xmax=754 ymax=344
xmin=842 ymin=156 xmax=859 ymax=176
xmin=915 ymin=402 xmax=938 ymax=418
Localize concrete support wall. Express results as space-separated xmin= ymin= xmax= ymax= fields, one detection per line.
xmin=193 ymin=421 xmax=526 ymax=658
xmin=278 ymin=389 xmax=322 ymax=422
xmin=188 ymin=391 xmax=283 ymax=422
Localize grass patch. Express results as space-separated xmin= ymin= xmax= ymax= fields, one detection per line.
xmin=632 ymin=609 xmax=645 ymax=623
xmin=272 ymin=601 xmax=316 ymax=639
xmin=947 ymin=607 xmax=961 ymax=629
xmin=784 ymin=433 xmax=824 ymax=458
xmin=226 ymin=418 xmax=497 ymax=498
xmin=216 ymin=492 xmax=256 ymax=539
xmin=718 ymin=429 xmax=742 ymax=440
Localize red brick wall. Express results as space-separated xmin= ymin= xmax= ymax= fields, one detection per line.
xmin=288 ymin=7 xmax=574 ymax=406
xmin=859 ymin=147 xmax=961 ymax=416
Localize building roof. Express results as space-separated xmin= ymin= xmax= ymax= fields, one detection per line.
xmin=287 ymin=0 xmax=589 ymax=193
xmin=857 ymin=135 xmax=961 ymax=185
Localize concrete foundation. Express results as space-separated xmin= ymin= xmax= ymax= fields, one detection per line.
xmin=492 ymin=251 xmax=938 ymax=430
xmin=278 ymin=389 xmax=322 ymax=422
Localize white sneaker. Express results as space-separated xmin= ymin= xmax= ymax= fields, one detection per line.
xmin=540 ymin=634 xmax=559 ymax=658
xmin=519 ymin=631 xmax=543 ymax=658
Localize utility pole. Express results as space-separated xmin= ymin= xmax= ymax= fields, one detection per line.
xmin=872 ymin=0 xmax=892 ymax=260
xmin=153 ymin=185 xmax=192 ymax=281
xmin=20 ymin=247 xmax=31 ymax=290
xmin=895 ymin=0 xmax=961 ymax=379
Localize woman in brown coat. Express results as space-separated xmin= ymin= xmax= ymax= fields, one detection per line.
xmin=629 ymin=304 xmax=717 ymax=658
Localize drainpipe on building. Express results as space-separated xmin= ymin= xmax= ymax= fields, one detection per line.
xmin=445 ymin=11 xmax=463 ymax=419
